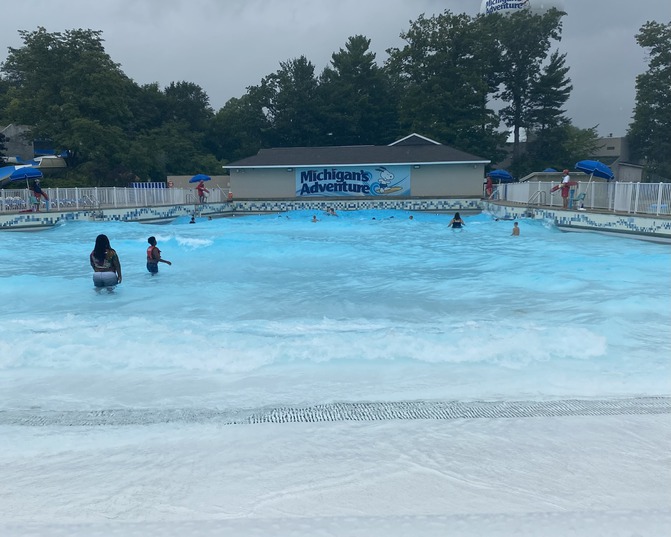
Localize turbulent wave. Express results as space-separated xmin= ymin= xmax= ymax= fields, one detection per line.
xmin=0 ymin=210 xmax=669 ymax=409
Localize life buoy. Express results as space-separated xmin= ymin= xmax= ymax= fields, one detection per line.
xmin=551 ymin=181 xmax=578 ymax=192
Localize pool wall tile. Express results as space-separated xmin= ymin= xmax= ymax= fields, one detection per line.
xmin=1 ymin=199 xmax=670 ymax=242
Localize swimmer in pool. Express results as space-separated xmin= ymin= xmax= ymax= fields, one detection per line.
xmin=90 ymin=234 xmax=122 ymax=290
xmin=448 ymin=212 xmax=465 ymax=229
xmin=146 ymin=236 xmax=172 ymax=274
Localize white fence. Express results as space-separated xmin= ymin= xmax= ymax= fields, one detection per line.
xmin=0 ymin=186 xmax=229 ymax=213
xmin=494 ymin=181 xmax=671 ymax=216
xmin=2 ymin=182 xmax=669 ymax=216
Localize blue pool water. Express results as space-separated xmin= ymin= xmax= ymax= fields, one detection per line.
xmin=1 ymin=209 xmax=669 ymax=411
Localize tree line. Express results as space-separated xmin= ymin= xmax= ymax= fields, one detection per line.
xmin=0 ymin=9 xmax=667 ymax=187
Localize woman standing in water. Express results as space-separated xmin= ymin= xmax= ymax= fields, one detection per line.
xmin=448 ymin=212 xmax=465 ymax=229
xmin=90 ymin=234 xmax=122 ymax=289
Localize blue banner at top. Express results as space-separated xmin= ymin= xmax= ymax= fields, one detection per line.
xmin=296 ymin=165 xmax=411 ymax=197
xmin=131 ymin=182 xmax=166 ymax=189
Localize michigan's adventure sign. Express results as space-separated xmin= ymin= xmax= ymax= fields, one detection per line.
xmin=296 ymin=165 xmax=411 ymax=197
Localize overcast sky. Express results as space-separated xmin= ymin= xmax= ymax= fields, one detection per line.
xmin=1 ymin=0 xmax=668 ymax=137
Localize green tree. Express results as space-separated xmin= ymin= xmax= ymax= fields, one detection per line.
xmin=518 ymin=123 xmax=599 ymax=175
xmin=527 ymin=50 xmax=572 ymax=132
xmin=124 ymin=121 xmax=219 ymax=181
xmin=1 ymin=28 xmax=136 ymax=182
xmin=518 ymin=50 xmax=574 ymax=175
xmin=489 ymin=8 xmax=566 ymax=165
xmin=628 ymin=21 xmax=671 ymax=180
xmin=207 ymin=87 xmax=271 ymax=162
xmin=0 ymin=132 xmax=6 ymax=161
xmin=0 ymin=77 xmax=10 ymax=124
xmin=126 ymin=82 xmax=170 ymax=134
xmin=0 ymin=27 xmax=223 ymax=184
xmin=164 ymin=81 xmax=214 ymax=133
xmin=2 ymin=28 xmax=133 ymax=135
xmin=386 ymin=12 xmax=505 ymax=160
xmin=318 ymin=35 xmax=398 ymax=146
xmin=261 ymin=56 xmax=322 ymax=147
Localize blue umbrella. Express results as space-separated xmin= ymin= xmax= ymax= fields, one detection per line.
xmin=575 ymin=160 xmax=614 ymax=181
xmin=487 ymin=169 xmax=515 ymax=183
xmin=572 ymin=160 xmax=614 ymax=210
xmin=189 ymin=173 xmax=211 ymax=184
xmin=0 ymin=165 xmax=43 ymax=187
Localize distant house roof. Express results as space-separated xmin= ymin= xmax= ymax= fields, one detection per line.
xmin=389 ymin=133 xmax=442 ymax=146
xmin=225 ymin=133 xmax=489 ymax=169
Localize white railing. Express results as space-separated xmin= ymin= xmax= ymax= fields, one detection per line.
xmin=0 ymin=186 xmax=229 ymax=213
xmin=499 ymin=181 xmax=671 ymax=216
xmin=2 ymin=182 xmax=669 ymax=217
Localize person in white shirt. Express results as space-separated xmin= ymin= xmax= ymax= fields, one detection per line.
xmin=561 ymin=169 xmax=571 ymax=208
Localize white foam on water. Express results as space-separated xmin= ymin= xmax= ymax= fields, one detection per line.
xmin=1 ymin=210 xmax=669 ymax=410
xmin=2 ymin=210 xmax=670 ymax=535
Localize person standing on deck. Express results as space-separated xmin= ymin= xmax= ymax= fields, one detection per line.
xmin=196 ymin=180 xmax=209 ymax=204
xmin=561 ymin=169 xmax=571 ymax=209
xmin=32 ymin=179 xmax=49 ymax=211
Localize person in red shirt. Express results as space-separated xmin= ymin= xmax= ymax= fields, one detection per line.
xmin=196 ymin=180 xmax=209 ymax=204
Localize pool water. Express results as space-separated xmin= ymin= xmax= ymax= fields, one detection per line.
xmin=1 ymin=209 xmax=669 ymax=412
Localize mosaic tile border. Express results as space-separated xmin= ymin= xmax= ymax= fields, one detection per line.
xmin=483 ymin=202 xmax=671 ymax=243
xmin=1 ymin=199 xmax=670 ymax=242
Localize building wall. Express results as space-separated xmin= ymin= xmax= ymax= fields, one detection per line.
xmin=410 ymin=163 xmax=485 ymax=197
xmin=615 ymin=163 xmax=643 ymax=183
xmin=230 ymin=168 xmax=294 ymax=198
xmin=593 ymin=136 xmax=629 ymax=162
xmin=1 ymin=124 xmax=33 ymax=161
xmin=230 ymin=163 xmax=486 ymax=199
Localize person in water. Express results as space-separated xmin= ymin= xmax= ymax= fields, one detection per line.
xmin=449 ymin=212 xmax=465 ymax=229
xmin=146 ymin=236 xmax=172 ymax=274
xmin=511 ymin=221 xmax=520 ymax=236
xmin=90 ymin=234 xmax=122 ymax=289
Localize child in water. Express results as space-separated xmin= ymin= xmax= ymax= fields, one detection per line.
xmin=146 ymin=236 xmax=172 ymax=274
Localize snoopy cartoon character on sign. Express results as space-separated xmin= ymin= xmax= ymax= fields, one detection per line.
xmin=376 ymin=167 xmax=394 ymax=193
xmin=371 ymin=166 xmax=404 ymax=195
